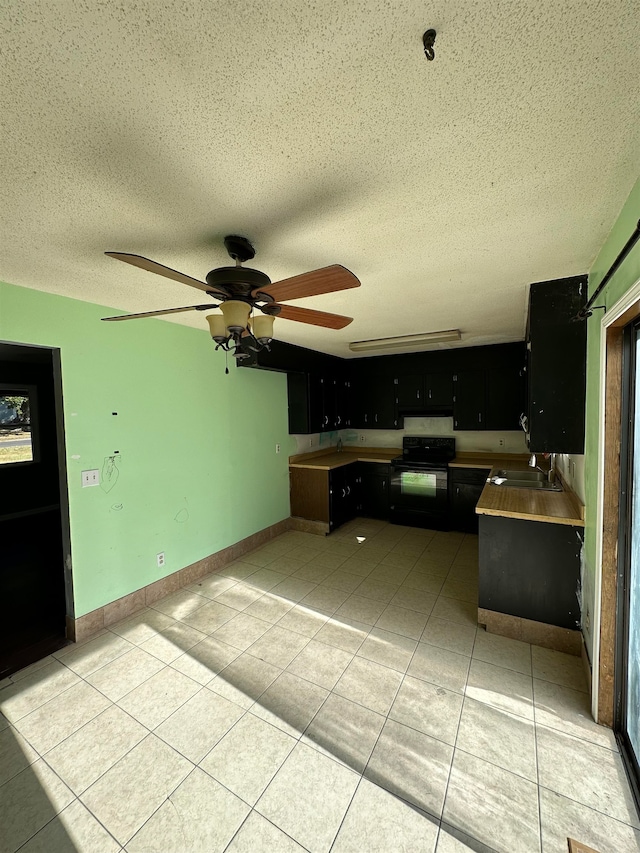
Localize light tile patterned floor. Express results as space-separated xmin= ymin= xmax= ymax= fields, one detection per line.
xmin=1 ymin=520 xmax=639 ymax=852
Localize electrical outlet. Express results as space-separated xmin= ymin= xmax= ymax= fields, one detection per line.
xmin=309 ymin=438 xmax=314 ymax=447
xmin=81 ymin=469 xmax=100 ymax=487
xmin=499 ymin=438 xmax=505 ymax=447
xmin=157 ymin=552 xmax=165 ymax=568
xmin=275 ymin=443 xmax=281 ymax=454
xmin=359 ymin=434 xmax=366 ymax=443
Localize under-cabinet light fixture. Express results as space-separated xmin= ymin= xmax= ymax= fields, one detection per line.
xmin=349 ymin=329 xmax=461 ymax=353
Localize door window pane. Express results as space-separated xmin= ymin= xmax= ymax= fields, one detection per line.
xmin=0 ymin=391 xmax=33 ymax=465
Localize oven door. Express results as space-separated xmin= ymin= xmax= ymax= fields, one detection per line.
xmin=389 ymin=463 xmax=449 ymax=527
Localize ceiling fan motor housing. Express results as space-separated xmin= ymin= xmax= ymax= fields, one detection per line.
xmin=205 ymin=265 xmax=272 ymax=301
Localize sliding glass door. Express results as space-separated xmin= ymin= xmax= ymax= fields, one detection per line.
xmin=617 ymin=319 xmax=640 ymax=805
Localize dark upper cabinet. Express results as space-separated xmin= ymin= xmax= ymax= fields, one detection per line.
xmin=485 ymin=366 xmax=525 ymax=431
xmin=335 ymin=378 xmax=352 ymax=429
xmin=353 ymin=374 xmax=398 ymax=429
xmin=394 ymin=374 xmax=424 ymax=410
xmin=261 ymin=340 xmax=526 ymax=435
xmin=394 ymin=372 xmax=453 ymax=413
xmin=526 ymin=275 xmax=587 ymax=453
xmin=287 ymin=373 xmax=343 ymax=434
xmin=453 ymin=371 xmax=486 ymax=430
xmin=425 ymin=373 xmax=454 ymax=408
xmin=453 ymin=364 xmax=524 ymax=431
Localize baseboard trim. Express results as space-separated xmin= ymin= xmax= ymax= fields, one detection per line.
xmin=478 ymin=608 xmax=582 ymax=656
xmin=289 ymin=516 xmax=330 ymax=535
xmin=68 ymin=517 xmax=293 ymax=643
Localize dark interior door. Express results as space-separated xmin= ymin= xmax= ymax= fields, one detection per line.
xmin=0 ymin=344 xmax=68 ymax=678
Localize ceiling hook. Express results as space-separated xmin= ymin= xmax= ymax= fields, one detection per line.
xmin=423 ymin=29 xmax=436 ymax=61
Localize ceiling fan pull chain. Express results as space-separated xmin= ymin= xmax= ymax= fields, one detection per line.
xmin=225 ymin=350 xmax=229 ymax=375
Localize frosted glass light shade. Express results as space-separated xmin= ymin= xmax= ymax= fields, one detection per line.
xmin=220 ymin=300 xmax=251 ymax=331
xmin=206 ymin=313 xmax=227 ymax=340
xmin=252 ymin=314 xmax=275 ymax=341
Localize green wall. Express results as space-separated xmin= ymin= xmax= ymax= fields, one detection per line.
xmin=582 ymin=176 xmax=640 ymax=659
xmin=0 ymin=281 xmax=292 ymax=617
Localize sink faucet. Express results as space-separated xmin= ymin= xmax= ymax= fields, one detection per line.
xmin=530 ymin=452 xmax=557 ymax=483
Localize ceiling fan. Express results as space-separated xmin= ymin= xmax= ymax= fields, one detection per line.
xmin=102 ymin=235 xmax=360 ymax=360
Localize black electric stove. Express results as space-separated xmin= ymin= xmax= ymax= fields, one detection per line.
xmin=390 ymin=437 xmax=456 ymax=529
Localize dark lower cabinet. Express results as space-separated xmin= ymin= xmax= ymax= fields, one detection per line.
xmin=478 ymin=514 xmax=583 ymax=629
xmin=290 ymin=460 xmax=390 ymax=532
xmin=449 ymin=467 xmax=491 ymax=533
xmin=329 ymin=466 xmax=359 ymax=532
xmin=356 ymin=462 xmax=390 ymax=519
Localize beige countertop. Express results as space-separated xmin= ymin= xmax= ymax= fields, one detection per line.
xmin=475 ymin=465 xmax=584 ymax=527
xmin=449 ymin=452 xmax=531 ymax=469
xmin=289 ymin=447 xmax=400 ymax=470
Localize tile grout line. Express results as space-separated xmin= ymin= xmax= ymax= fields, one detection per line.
xmin=436 ymin=604 xmax=481 ymax=848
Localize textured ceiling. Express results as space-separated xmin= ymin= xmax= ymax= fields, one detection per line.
xmin=2 ymin=1 xmax=639 ymax=357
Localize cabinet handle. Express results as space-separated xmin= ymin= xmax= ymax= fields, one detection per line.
xmin=382 ymin=480 xmax=386 ymax=489
xmin=416 ymin=390 xmax=420 ymax=399
xmin=428 ymin=389 xmax=432 ymax=399
xmin=346 ymin=485 xmax=351 ymax=495
xmin=342 ymin=488 xmax=346 ymax=498
xmin=375 ymin=413 xmax=378 ymax=423
xmin=478 ymin=413 xmax=482 ymax=423
xmin=364 ymin=414 xmax=368 ymax=423
xmin=337 ymin=416 xmax=341 ymax=425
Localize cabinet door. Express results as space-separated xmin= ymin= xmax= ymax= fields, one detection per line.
xmin=450 ymin=481 xmax=484 ymax=533
xmin=320 ymin=377 xmax=337 ymax=431
xmin=371 ymin=376 xmax=398 ymax=428
xmin=329 ymin=467 xmax=355 ymax=531
xmin=335 ymin=378 xmax=352 ymax=429
xmin=425 ymin=372 xmax=454 ymax=408
xmin=453 ymin=371 xmax=486 ymax=430
xmin=527 ymin=275 xmax=587 ymax=453
xmin=394 ymin=374 xmax=424 ymax=409
xmin=286 ymin=373 xmax=311 ymax=434
xmin=308 ymin=374 xmax=324 ymax=433
xmin=485 ymin=367 xmax=524 ymax=430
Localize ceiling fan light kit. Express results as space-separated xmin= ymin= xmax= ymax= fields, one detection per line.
xmin=102 ymin=235 xmax=360 ymax=370
xmin=349 ymin=329 xmax=461 ymax=353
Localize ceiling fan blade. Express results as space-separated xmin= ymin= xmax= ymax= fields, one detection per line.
xmin=101 ymin=305 xmax=215 ymax=321
xmin=275 ymin=304 xmax=353 ymax=329
xmin=256 ymin=265 xmax=360 ymax=302
xmin=105 ymin=252 xmax=225 ymax=295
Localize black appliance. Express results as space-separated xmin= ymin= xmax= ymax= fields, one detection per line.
xmin=390 ymin=436 xmax=456 ymax=529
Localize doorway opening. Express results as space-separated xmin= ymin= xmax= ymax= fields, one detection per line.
xmin=0 ymin=341 xmax=72 ymax=678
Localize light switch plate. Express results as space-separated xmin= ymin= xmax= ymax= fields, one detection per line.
xmin=81 ymin=469 xmax=100 ymax=487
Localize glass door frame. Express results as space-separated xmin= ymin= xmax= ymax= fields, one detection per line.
xmin=614 ymin=317 xmax=640 ymax=810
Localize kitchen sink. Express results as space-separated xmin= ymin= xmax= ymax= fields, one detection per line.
xmin=495 ymin=469 xmax=547 ymax=482
xmin=489 ymin=469 xmax=563 ymax=491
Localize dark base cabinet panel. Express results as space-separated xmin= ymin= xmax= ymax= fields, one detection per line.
xmin=478 ymin=515 xmax=583 ymax=630
xmin=449 ymin=468 xmax=491 ymax=533
xmin=356 ymin=462 xmax=390 ymax=519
